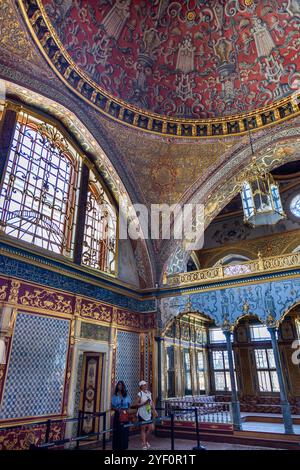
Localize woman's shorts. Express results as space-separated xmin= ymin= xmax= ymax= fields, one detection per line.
xmin=138 ymin=415 xmax=151 ymax=422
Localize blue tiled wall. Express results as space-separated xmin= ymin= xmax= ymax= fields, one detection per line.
xmin=115 ymin=331 xmax=140 ymax=403
xmin=0 ymin=312 xmax=70 ymax=419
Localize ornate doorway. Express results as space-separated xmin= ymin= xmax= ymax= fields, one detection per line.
xmin=79 ymin=352 xmax=104 ymax=435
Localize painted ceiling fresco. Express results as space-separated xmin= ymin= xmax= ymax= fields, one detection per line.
xmin=42 ymin=0 xmax=300 ymax=119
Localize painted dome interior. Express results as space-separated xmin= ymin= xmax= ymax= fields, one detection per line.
xmin=42 ymin=0 xmax=300 ymax=119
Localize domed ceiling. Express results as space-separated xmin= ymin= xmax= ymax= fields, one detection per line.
xmin=39 ymin=0 xmax=300 ymax=120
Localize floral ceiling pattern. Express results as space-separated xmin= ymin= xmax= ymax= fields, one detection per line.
xmin=43 ymin=0 xmax=300 ymax=118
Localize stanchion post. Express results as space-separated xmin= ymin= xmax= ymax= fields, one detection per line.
xmin=76 ymin=411 xmax=82 ymax=450
xmin=102 ymin=412 xmax=106 ymax=450
xmin=192 ymin=408 xmax=206 ymax=451
xmin=45 ymin=419 xmax=51 ymax=444
xmin=170 ymin=412 xmax=175 ymax=451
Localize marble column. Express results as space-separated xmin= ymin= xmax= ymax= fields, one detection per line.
xmin=222 ymin=327 xmax=242 ymax=431
xmin=267 ymin=324 xmax=294 ymax=434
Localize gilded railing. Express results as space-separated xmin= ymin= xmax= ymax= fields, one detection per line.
xmin=165 ymin=252 xmax=300 ymax=287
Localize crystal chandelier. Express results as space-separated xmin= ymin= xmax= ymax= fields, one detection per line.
xmin=241 ymin=155 xmax=286 ymax=227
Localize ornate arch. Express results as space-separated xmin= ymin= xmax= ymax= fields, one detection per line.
xmin=162 ymin=120 xmax=300 ymax=280
xmin=1 ymin=80 xmax=154 ymax=287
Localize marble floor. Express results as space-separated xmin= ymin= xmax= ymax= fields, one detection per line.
xmin=105 ymin=434 xmax=278 ymax=451
xmin=241 ymin=421 xmax=300 ymax=434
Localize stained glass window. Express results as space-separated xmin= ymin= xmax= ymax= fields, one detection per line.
xmin=254 ymin=349 xmax=279 ymax=392
xmin=0 ymin=112 xmax=80 ymax=255
xmin=81 ymin=180 xmax=117 ymax=274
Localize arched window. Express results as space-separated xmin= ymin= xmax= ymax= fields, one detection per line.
xmin=81 ymin=180 xmax=117 ymax=274
xmin=0 ymin=111 xmax=81 ymax=255
xmin=0 ymin=105 xmax=117 ymax=275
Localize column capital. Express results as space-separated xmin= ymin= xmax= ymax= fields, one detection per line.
xmin=221 ymin=318 xmax=234 ymax=335
xmin=266 ymin=313 xmax=279 ymax=330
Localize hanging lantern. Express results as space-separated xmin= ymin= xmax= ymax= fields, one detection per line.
xmin=241 ymin=158 xmax=286 ymax=226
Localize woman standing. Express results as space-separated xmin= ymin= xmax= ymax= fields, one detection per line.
xmin=136 ymin=380 xmax=158 ymax=450
xmin=111 ymin=381 xmax=132 ymax=450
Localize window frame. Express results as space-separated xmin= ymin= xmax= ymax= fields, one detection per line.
xmin=211 ymin=349 xmax=235 ymax=392
xmin=0 ymin=104 xmax=118 ymax=275
xmin=254 ymin=348 xmax=280 ymax=393
xmin=0 ymin=114 xmax=81 ymax=256
xmin=81 ymin=180 xmax=117 ymax=275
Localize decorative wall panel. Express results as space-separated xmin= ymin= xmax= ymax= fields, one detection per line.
xmin=0 ymin=248 xmax=156 ymax=312
xmin=115 ymin=331 xmax=140 ymax=402
xmin=0 ymin=422 xmax=65 ymax=450
xmin=160 ymin=277 xmax=300 ymax=328
xmin=80 ymin=322 xmax=110 ymax=342
xmin=0 ymin=312 xmax=70 ymax=420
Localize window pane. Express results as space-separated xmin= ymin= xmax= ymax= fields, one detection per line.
xmin=267 ymin=349 xmax=276 ymax=368
xmin=0 ymin=116 xmax=79 ymax=255
xmin=199 ymin=371 xmax=206 ymax=391
xmin=270 ymin=371 xmax=280 ymax=392
xmin=223 ymin=351 xmax=230 ymax=369
xmin=214 ymin=372 xmax=226 ymax=391
xmin=257 ymin=371 xmax=272 ymax=392
xmin=255 ymin=349 xmax=268 ymax=369
xmin=250 ymin=325 xmax=270 ymax=341
xmin=225 ymin=371 xmax=232 ymax=391
xmin=209 ymin=328 xmax=225 ymax=344
xmin=82 ymin=180 xmax=116 ymax=274
xmin=212 ymin=351 xmax=224 ymax=369
xmin=184 ymin=349 xmax=192 ymax=395
xmin=197 ymin=351 xmax=204 ymax=371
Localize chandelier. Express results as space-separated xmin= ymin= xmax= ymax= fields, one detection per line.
xmin=241 ymin=155 xmax=286 ymax=227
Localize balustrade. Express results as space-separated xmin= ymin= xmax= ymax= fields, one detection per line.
xmin=163 ymin=396 xmax=232 ymax=424
xmin=166 ymin=252 xmax=300 ymax=287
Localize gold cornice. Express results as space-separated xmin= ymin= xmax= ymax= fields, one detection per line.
xmin=164 ymin=251 xmax=300 ymax=291
xmin=18 ymin=0 xmax=300 ymax=139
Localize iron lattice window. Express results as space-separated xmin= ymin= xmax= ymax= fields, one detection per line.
xmin=254 ymin=349 xmax=280 ymax=392
xmin=81 ymin=181 xmax=116 ymax=274
xmin=0 ymin=112 xmax=80 ymax=255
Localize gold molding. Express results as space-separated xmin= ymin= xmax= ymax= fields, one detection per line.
xmin=166 ymin=251 xmax=300 ymax=288
xmin=0 ymin=241 xmax=155 ymax=300
xmin=18 ymin=0 xmax=300 ymax=139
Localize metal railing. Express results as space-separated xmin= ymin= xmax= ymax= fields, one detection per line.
xmin=0 ymin=406 xmax=211 ymax=451
xmin=163 ymin=398 xmax=233 ymax=424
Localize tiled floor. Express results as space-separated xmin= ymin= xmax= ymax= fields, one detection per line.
xmin=105 ymin=434 xmax=277 ymax=451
